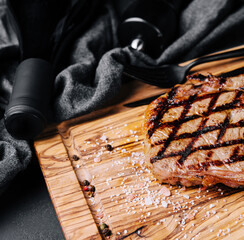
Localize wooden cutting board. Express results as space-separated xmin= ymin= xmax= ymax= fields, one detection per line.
xmin=34 ymin=46 xmax=244 ymax=240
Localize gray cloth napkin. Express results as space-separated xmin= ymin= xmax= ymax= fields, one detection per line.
xmin=0 ymin=0 xmax=244 ymax=191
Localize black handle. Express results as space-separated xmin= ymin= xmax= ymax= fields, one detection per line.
xmin=186 ymin=48 xmax=244 ymax=72
xmin=4 ymin=59 xmax=52 ymax=140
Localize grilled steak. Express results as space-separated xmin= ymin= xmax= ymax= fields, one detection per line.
xmin=143 ymin=73 xmax=244 ymax=188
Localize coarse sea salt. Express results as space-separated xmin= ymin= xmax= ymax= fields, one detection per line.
xmin=159 ymin=186 xmax=171 ymax=197
xmin=161 ymin=201 xmax=168 ymax=208
xmin=145 ymin=197 xmax=153 ymax=205
xmin=100 ymin=135 xmax=107 ymax=141
xmin=94 ymin=157 xmax=101 ymax=163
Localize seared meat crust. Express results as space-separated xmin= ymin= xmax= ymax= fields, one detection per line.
xmin=143 ymin=74 xmax=244 ymax=187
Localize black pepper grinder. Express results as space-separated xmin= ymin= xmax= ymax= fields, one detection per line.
xmin=117 ymin=0 xmax=182 ymax=58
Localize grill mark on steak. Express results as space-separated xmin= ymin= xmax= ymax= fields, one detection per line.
xmin=151 ymin=94 xmax=199 ymax=162
xmin=169 ymin=91 xmax=227 ymax=108
xmin=150 ymin=139 xmax=244 ymax=163
xmin=148 ymin=90 xmax=244 ymax=139
xmin=208 ymin=92 xmax=222 ymax=110
xmin=177 ymin=91 xmax=222 ymax=165
xmin=194 ymin=139 xmax=244 ymax=151
xmin=151 ymin=90 xmax=243 ymax=134
xmin=148 ymin=87 xmax=178 ymax=138
xmin=215 ymin=91 xmax=242 ymax=145
xmin=175 ymin=90 xmax=241 ymax=110
xmin=187 ymin=146 xmax=243 ymax=171
xmin=153 ymin=120 xmax=244 ymax=146
xmin=154 ymin=106 xmax=242 ymax=132
xmin=151 ymin=90 xmax=221 ymax=164
xmin=150 ymin=89 xmax=243 ymax=164
xmin=178 ymin=118 xmax=208 ymax=165
xmin=216 ymin=115 xmax=230 ymax=143
xmin=219 ymin=76 xmax=228 ymax=86
xmin=207 ymin=151 xmax=214 ymax=159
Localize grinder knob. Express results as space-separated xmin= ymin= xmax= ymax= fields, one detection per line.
xmin=117 ymin=0 xmax=182 ymax=58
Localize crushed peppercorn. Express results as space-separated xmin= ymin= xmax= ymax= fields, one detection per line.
xmin=72 ymin=155 xmax=80 ymax=161
xmin=87 ymin=192 xmax=94 ymax=197
xmin=102 ymin=228 xmax=111 ymax=236
xmin=81 ymin=180 xmax=90 ymax=186
xmin=100 ymin=223 xmax=108 ymax=230
xmin=105 ymin=144 xmax=113 ymax=151
xmin=88 ymin=185 xmax=96 ymax=192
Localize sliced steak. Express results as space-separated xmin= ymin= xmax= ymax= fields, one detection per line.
xmin=143 ymin=74 xmax=244 ymax=188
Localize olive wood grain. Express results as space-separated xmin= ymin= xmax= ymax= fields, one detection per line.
xmin=34 ymin=134 xmax=101 ymax=240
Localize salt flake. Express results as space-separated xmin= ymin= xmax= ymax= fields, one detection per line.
xmin=100 ymin=135 xmax=107 ymax=141
xmin=94 ymin=157 xmax=101 ymax=163
xmin=183 ymin=195 xmax=190 ymax=199
xmin=159 ymin=186 xmax=171 ymax=197
xmin=145 ymin=197 xmax=153 ymax=205
xmin=161 ymin=201 xmax=168 ymax=208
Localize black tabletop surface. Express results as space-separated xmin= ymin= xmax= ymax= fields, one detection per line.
xmin=0 ymin=154 xmax=65 ymax=240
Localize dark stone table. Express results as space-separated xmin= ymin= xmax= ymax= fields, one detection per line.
xmin=0 ymin=154 xmax=64 ymax=240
